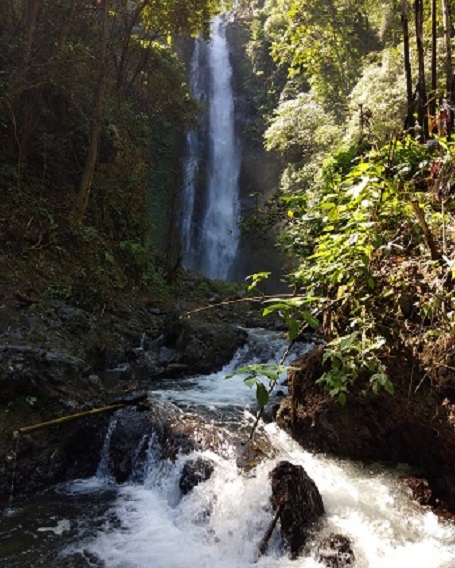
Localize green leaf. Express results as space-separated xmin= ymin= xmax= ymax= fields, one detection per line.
xmin=244 ymin=375 xmax=257 ymax=388
xmin=287 ymin=317 xmax=299 ymax=340
xmin=384 ymin=380 xmax=394 ymax=395
xmin=338 ymin=392 xmax=347 ymax=406
xmin=256 ymin=382 xmax=269 ymax=408
xmin=301 ymin=311 xmax=319 ymax=329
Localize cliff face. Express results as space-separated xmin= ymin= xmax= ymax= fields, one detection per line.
xmin=226 ymin=18 xmax=285 ymax=289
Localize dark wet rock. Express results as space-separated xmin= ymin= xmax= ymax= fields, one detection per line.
xmin=162 ymin=307 xmax=247 ymax=374
xmin=316 ymin=533 xmax=355 ymax=568
xmin=176 ymin=321 xmax=247 ymax=374
xmin=1 ymin=415 xmax=109 ymax=503
xmin=270 ymin=460 xmax=324 ymax=558
xmin=235 ymin=437 xmax=273 ymax=471
xmin=103 ymin=364 xmax=132 ymax=382
xmin=158 ymin=346 xmax=177 ymax=365
xmin=0 ymin=344 xmax=91 ymax=400
xmin=179 ymin=458 xmax=215 ymax=495
xmin=276 ymin=345 xmax=455 ymax=513
xmin=107 ymin=402 xmax=230 ymax=483
xmin=53 ymin=303 xmax=91 ymax=333
xmin=109 ymin=408 xmax=152 ymax=483
xmin=107 ymin=401 xmax=274 ymax=479
xmin=400 ymin=474 xmax=434 ymax=507
xmin=149 ymin=307 xmax=165 ymax=316
xmin=160 ymin=411 xmax=232 ymax=461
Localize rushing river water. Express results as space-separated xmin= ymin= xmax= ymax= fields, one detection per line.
xmin=1 ymin=330 xmax=455 ymax=568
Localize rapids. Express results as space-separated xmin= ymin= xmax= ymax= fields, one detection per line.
xmin=1 ymin=330 xmax=455 ymax=567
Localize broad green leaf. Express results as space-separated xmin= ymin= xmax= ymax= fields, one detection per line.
xmin=301 ymin=311 xmax=319 ymax=329
xmin=256 ymin=382 xmax=269 ymax=408
xmin=244 ymin=375 xmax=257 ymax=388
xmin=287 ymin=317 xmax=299 ymax=340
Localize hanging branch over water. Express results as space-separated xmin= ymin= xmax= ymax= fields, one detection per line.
xmin=183 ymin=293 xmax=303 ymax=317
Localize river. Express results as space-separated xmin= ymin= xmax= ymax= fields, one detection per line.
xmin=1 ymin=330 xmax=455 ymax=567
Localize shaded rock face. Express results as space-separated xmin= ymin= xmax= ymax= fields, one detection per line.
xmin=0 ymin=295 xmax=251 ymax=501
xmin=129 ymin=308 xmax=248 ymax=379
xmin=276 ymin=345 xmax=455 ymax=513
xmin=270 ymin=460 xmax=324 ymax=558
xmin=172 ymin=318 xmax=248 ymax=375
xmin=108 ymin=408 xmax=152 ymax=483
xmin=316 ymin=533 xmax=355 ymax=568
xmin=2 ymin=416 xmax=109 ymax=503
xmin=0 ymin=344 xmax=92 ymax=402
xmin=179 ymin=458 xmax=214 ymax=495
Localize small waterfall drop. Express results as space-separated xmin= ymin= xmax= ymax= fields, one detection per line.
xmin=181 ymin=16 xmax=241 ymax=280
xmin=96 ymin=417 xmax=117 ymax=481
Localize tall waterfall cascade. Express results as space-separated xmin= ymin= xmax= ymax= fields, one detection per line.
xmin=181 ymin=16 xmax=241 ymax=281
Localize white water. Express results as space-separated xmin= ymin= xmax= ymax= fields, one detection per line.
xmin=3 ymin=331 xmax=455 ymax=567
xmin=73 ymin=424 xmax=455 ymax=568
xmin=181 ymin=16 xmax=241 ymax=280
xmin=181 ymin=39 xmax=204 ymax=267
xmin=63 ymin=331 xmax=455 ymax=568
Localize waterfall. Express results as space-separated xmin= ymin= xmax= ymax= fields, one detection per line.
xmin=181 ymin=16 xmax=241 ymax=281
xmin=181 ymin=39 xmax=205 ymax=267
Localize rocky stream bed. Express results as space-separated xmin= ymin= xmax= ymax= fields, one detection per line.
xmin=0 ymin=294 xmax=455 ymax=566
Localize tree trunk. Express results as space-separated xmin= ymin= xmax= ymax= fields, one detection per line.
xmin=442 ymin=0 xmax=455 ymax=135
xmin=72 ymin=0 xmax=110 ymax=224
xmin=414 ymin=0 xmax=428 ymax=140
xmin=58 ymin=0 xmax=77 ymax=49
xmin=24 ymin=0 xmax=39 ymax=66
xmin=401 ymin=0 xmax=414 ymax=130
xmin=115 ymin=0 xmax=151 ymax=93
xmin=430 ymin=0 xmax=437 ymax=123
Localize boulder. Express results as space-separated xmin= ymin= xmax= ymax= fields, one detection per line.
xmin=276 ymin=345 xmax=455 ymax=513
xmin=270 ymin=460 xmax=324 ymax=558
xmin=162 ymin=308 xmax=248 ymax=374
xmin=179 ymin=458 xmax=215 ymax=495
xmin=108 ymin=408 xmax=152 ymax=483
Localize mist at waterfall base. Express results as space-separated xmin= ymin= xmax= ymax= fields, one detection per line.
xmin=2 ymin=331 xmax=455 ymax=568
xmin=181 ymin=16 xmax=241 ymax=281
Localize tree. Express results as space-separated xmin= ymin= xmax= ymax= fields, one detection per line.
xmin=72 ymin=0 xmax=111 ymax=224
xmin=414 ymin=0 xmax=428 ymax=138
xmin=401 ymin=0 xmax=414 ymax=129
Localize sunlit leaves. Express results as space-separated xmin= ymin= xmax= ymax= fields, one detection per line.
xmin=319 ymin=331 xmax=393 ymax=401
xmin=225 ymin=363 xmax=288 ymax=409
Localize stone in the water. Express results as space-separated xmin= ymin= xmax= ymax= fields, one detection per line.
xmin=179 ymin=458 xmax=214 ymax=495
xmin=270 ymin=460 xmax=324 ymax=558
xmin=316 ymin=533 xmax=355 ymax=568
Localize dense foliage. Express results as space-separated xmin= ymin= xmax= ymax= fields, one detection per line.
xmin=0 ymin=0 xmax=222 ymax=306
xmin=242 ymin=0 xmax=455 ymax=402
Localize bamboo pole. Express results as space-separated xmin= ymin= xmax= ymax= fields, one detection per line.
xmin=12 ymin=398 xmax=145 ymax=440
